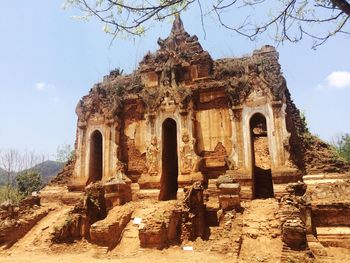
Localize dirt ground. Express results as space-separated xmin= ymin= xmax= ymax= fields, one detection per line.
xmin=0 ymin=245 xmax=232 ymax=263
xmin=2 ymin=242 xmax=350 ymax=263
xmin=1 ymin=199 xmax=350 ymax=263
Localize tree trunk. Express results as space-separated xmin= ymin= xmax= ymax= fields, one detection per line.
xmin=331 ymin=0 xmax=350 ymax=16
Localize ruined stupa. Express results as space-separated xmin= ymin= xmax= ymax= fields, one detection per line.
xmin=70 ymin=15 xmax=348 ymax=202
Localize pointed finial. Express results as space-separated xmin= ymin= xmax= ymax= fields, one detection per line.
xmin=171 ymin=13 xmax=184 ymax=33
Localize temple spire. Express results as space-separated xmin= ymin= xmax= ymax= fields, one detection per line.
xmin=171 ymin=13 xmax=184 ymax=33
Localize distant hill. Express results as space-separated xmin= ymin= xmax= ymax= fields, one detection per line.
xmin=0 ymin=161 xmax=65 ymax=186
xmin=29 ymin=160 xmax=65 ymax=184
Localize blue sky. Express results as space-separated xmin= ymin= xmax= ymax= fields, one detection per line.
xmin=0 ymin=1 xmax=349 ymax=159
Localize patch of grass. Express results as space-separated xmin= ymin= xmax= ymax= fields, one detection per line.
xmin=0 ymin=185 xmax=23 ymax=204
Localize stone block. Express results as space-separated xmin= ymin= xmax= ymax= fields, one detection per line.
xmin=219 ymin=183 xmax=240 ymax=195
xmin=218 ymin=194 xmax=240 ymax=210
xmin=216 ymin=174 xmax=236 ymax=188
xmin=282 ymin=218 xmax=306 ymax=249
xmin=90 ymin=205 xmax=133 ymax=247
xmin=139 ymin=221 xmax=168 ymax=249
xmin=104 ymin=180 xmax=132 ymax=206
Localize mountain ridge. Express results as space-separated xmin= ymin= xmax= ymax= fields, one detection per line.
xmin=0 ymin=160 xmax=64 ymax=186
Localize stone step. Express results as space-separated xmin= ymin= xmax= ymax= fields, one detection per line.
xmin=40 ymin=186 xmax=83 ymax=205
xmin=136 ymin=189 xmax=160 ymax=200
xmin=122 ymin=225 xmax=139 ymax=238
xmin=112 ymin=218 xmax=141 ymax=255
xmin=303 ymin=173 xmax=350 ymax=185
xmin=297 ymin=235 xmax=336 ymax=262
xmin=136 ymin=188 xmax=185 ymax=200
xmin=316 ymin=227 xmax=350 ymax=249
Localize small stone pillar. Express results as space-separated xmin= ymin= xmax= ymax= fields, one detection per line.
xmin=280 ymin=182 xmax=308 ymax=250
xmin=282 ymin=219 xmax=307 ymax=249
xmin=104 ymin=176 xmax=132 ymax=208
xmin=180 ymin=181 xmax=208 ymax=242
xmin=217 ymin=175 xmax=241 ymax=211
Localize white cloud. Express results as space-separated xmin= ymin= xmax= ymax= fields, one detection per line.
xmin=35 ymin=82 xmax=56 ymax=92
xmin=326 ymin=71 xmax=350 ymax=89
xmin=35 ymin=82 xmax=46 ymax=91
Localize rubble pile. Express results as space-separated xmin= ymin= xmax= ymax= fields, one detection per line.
xmin=0 ymin=196 xmax=49 ymax=248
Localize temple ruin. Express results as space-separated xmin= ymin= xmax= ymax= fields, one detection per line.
xmin=1 ymin=15 xmax=350 ymax=262
xmin=73 ymin=16 xmax=304 ymax=200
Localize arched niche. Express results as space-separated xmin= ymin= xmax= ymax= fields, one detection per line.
xmin=159 ymin=118 xmax=179 ymax=201
xmin=250 ymin=113 xmax=274 ymax=198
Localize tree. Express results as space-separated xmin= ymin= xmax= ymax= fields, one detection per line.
xmin=332 ymin=133 xmax=350 ymax=162
xmin=0 ymin=149 xmax=46 ymax=203
xmin=0 ymin=185 xmax=22 ymax=204
xmin=55 ymin=144 xmax=74 ymax=163
xmin=16 ymin=171 xmax=42 ymax=197
xmin=0 ymin=149 xmax=23 ymax=200
xmin=64 ymin=0 xmax=350 ymax=48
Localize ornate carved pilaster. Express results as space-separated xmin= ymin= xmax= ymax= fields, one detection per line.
xmin=272 ymin=101 xmax=286 ymax=166
xmin=231 ymin=106 xmax=244 ymax=169
xmin=111 ymin=120 xmax=123 ymax=179
xmin=146 ymin=136 xmax=160 ymax=176
xmin=180 ymin=130 xmax=197 ymax=174
xmin=272 ymin=101 xmax=283 ymax=119
xmin=231 ymin=106 xmax=243 ymax=122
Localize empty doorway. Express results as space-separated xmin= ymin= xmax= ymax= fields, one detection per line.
xmin=159 ymin=118 xmax=179 ymax=200
xmin=250 ymin=113 xmax=274 ymax=198
xmin=88 ymin=130 xmax=103 ymax=184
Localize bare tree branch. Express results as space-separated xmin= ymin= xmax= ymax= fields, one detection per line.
xmin=64 ymin=0 xmax=350 ymax=48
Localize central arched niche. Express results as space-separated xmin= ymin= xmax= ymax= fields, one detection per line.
xmin=88 ymin=130 xmax=103 ymax=184
xmin=159 ymin=118 xmax=179 ymax=201
xmin=250 ymin=113 xmax=274 ymax=199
